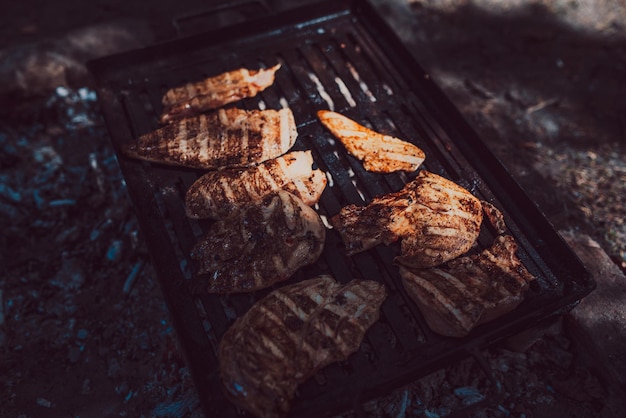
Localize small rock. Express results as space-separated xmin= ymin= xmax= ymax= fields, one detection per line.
xmin=55 ymin=86 xmax=69 ymax=97
xmin=115 ymin=381 xmax=129 ymax=395
xmin=0 ymin=183 xmax=21 ymax=202
xmin=55 ymin=225 xmax=81 ymax=244
xmin=68 ymin=346 xmax=81 ymax=363
xmin=106 ymin=239 xmax=123 ymax=263
xmin=81 ymin=378 xmax=91 ymax=394
xmin=50 ymin=258 xmax=85 ymax=290
xmin=107 ymin=358 xmax=121 ymax=378
xmin=36 ymin=397 xmax=52 ymax=408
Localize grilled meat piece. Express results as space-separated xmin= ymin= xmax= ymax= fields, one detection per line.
xmin=481 ymin=200 xmax=507 ymax=235
xmin=400 ymin=235 xmax=535 ymax=338
xmin=160 ymin=64 xmax=281 ymax=124
xmin=331 ymin=170 xmax=483 ymax=268
xmin=123 ymin=108 xmax=297 ymax=170
xmin=185 ymin=150 xmax=327 ymax=219
xmin=191 ymin=190 xmax=326 ymax=293
xmin=317 ymin=110 xmax=425 ymax=173
xmin=219 ymin=275 xmax=386 ymax=417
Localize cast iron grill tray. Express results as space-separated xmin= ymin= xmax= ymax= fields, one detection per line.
xmin=87 ymin=0 xmax=595 ymax=416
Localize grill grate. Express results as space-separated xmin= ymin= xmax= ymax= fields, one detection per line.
xmin=88 ymin=1 xmax=594 ymax=416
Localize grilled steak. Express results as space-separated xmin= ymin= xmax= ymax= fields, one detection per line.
xmin=185 ymin=150 xmax=327 ymax=219
xmin=123 ymin=108 xmax=297 ymax=170
xmin=317 ymin=110 xmax=425 ymax=173
xmin=160 ymin=64 xmax=281 ymax=124
xmin=331 ymin=170 xmax=483 ymax=268
xmin=400 ymin=235 xmax=535 ymax=337
xmin=191 ymin=190 xmax=326 ymax=293
xmin=219 ymin=275 xmax=386 ymax=417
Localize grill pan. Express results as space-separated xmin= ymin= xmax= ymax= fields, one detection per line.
xmin=87 ymin=0 xmax=595 ymax=416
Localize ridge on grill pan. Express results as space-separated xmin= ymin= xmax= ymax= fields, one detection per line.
xmin=87 ymin=0 xmax=595 ymax=416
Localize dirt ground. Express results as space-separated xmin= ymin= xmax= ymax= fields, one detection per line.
xmin=375 ymin=0 xmax=626 ymax=267
xmin=1 ymin=0 xmax=625 ymax=417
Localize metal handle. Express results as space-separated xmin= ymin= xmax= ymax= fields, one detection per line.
xmin=172 ymin=0 xmax=273 ymax=37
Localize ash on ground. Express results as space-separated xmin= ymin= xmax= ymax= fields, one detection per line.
xmin=0 ymin=86 xmax=201 ymax=417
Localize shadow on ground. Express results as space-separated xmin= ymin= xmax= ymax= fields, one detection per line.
xmin=377 ymin=0 xmax=626 ymax=267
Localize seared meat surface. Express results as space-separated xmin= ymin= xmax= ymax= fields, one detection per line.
xmin=317 ymin=110 xmax=425 ymax=173
xmin=123 ymin=108 xmax=297 ymax=170
xmin=160 ymin=64 xmax=281 ymax=124
xmin=185 ymin=150 xmax=327 ymax=219
xmin=191 ymin=190 xmax=325 ymax=293
xmin=219 ymin=275 xmax=386 ymax=417
xmin=400 ymin=235 xmax=535 ymax=337
xmin=331 ymin=170 xmax=483 ymax=268
xmin=481 ymin=200 xmax=507 ymax=235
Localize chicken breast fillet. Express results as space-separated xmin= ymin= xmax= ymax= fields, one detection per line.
xmin=160 ymin=64 xmax=281 ymax=124
xmin=331 ymin=170 xmax=483 ymax=268
xmin=400 ymin=235 xmax=535 ymax=337
xmin=219 ymin=275 xmax=386 ymax=417
xmin=481 ymin=200 xmax=507 ymax=235
xmin=317 ymin=110 xmax=425 ymax=173
xmin=123 ymin=108 xmax=297 ymax=170
xmin=185 ymin=150 xmax=327 ymax=219
xmin=191 ymin=190 xmax=326 ymax=293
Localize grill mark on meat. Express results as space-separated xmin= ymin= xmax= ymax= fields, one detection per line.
xmin=265 ymin=290 xmax=332 ymax=370
xmin=191 ymin=191 xmax=326 ymax=293
xmin=331 ymin=170 xmax=483 ymax=268
xmin=257 ymin=163 xmax=281 ymax=191
xmin=207 ymin=118 xmax=220 ymax=161
xmin=160 ymin=64 xmax=281 ymax=124
xmin=283 ymin=292 xmax=319 ymax=320
xmin=280 ymin=108 xmax=292 ymax=154
xmin=241 ymin=120 xmax=250 ymax=159
xmin=219 ymin=275 xmax=386 ymax=417
xmin=218 ymin=177 xmax=236 ymax=202
xmin=473 ymin=240 xmax=533 ymax=295
xmin=185 ymin=151 xmax=326 ymax=219
xmin=261 ymin=332 xmax=288 ymax=358
xmin=123 ymin=108 xmax=297 ymax=170
xmin=317 ymin=110 xmax=425 ymax=173
xmin=406 ymin=274 xmax=476 ymax=332
xmin=400 ymin=235 xmax=535 ymax=337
